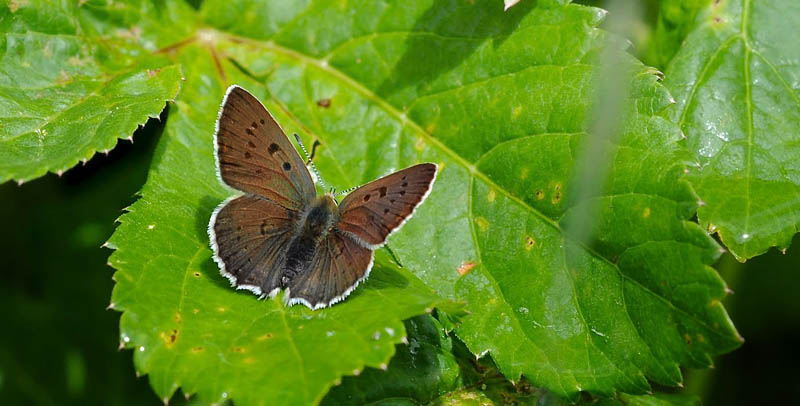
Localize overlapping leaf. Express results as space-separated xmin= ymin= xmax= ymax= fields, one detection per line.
xmin=664 ymin=0 xmax=800 ymax=259
xmin=101 ymin=0 xmax=744 ymax=404
xmin=0 ymin=0 xmax=181 ymax=184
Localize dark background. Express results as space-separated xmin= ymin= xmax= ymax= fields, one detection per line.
xmin=1 ymin=0 xmax=797 ymax=404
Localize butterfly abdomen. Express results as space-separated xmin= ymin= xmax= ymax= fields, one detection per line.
xmin=281 ymin=196 xmax=339 ymax=287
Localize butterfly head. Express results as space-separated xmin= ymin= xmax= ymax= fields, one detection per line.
xmin=304 ymin=194 xmax=340 ymax=236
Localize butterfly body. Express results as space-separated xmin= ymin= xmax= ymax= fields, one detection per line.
xmin=209 ymin=85 xmax=437 ymax=309
xmin=281 ymin=194 xmax=339 ymax=287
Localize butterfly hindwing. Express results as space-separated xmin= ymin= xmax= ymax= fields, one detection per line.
xmin=215 ymin=85 xmax=316 ymax=210
xmin=287 ymin=230 xmax=374 ymax=309
xmin=336 ymin=163 xmax=437 ymax=247
xmin=210 ymin=195 xmax=299 ymax=296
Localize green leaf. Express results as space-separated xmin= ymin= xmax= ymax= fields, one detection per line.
xmin=322 ymin=316 xmax=701 ymax=406
xmin=108 ymin=39 xmax=457 ymax=405
xmin=321 ymin=315 xmax=463 ymax=406
xmin=207 ymin=0 xmax=740 ymax=399
xmin=644 ymin=0 xmax=712 ymax=70
xmin=663 ymin=0 xmax=800 ymax=259
xmin=105 ymin=0 xmax=742 ymax=403
xmin=0 ymin=0 xmax=182 ymax=184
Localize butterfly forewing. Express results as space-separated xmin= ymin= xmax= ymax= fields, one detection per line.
xmin=287 ymin=230 xmax=374 ymax=309
xmin=211 ymin=195 xmax=299 ymax=296
xmin=336 ymin=163 xmax=437 ymax=247
xmin=215 ymin=86 xmax=316 ymax=210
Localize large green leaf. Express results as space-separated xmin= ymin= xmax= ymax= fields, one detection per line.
xmin=201 ymin=0 xmax=740 ymax=399
xmin=105 ymin=0 xmax=742 ymax=403
xmin=664 ymin=0 xmax=800 ymax=259
xmin=108 ymin=39 xmax=459 ymax=405
xmin=0 ymin=0 xmax=181 ymax=184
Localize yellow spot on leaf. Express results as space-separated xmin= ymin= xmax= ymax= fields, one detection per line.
xmin=415 ymin=137 xmax=425 ymax=151
xmin=475 ymin=217 xmax=489 ymax=232
xmin=535 ymin=190 xmax=544 ymax=200
xmin=191 ymin=346 xmax=204 ymax=353
xmin=487 ymin=189 xmax=496 ymax=202
xmin=174 ymin=312 xmax=182 ymax=324
xmin=512 ymin=105 xmax=522 ymax=118
xmin=217 ymin=307 xmax=226 ymax=313
xmin=457 ymin=261 xmax=476 ymax=276
xmin=232 ymin=347 xmax=245 ymax=353
xmin=684 ymin=333 xmax=692 ymax=344
xmin=192 ymin=308 xmax=199 ymax=314
xmin=521 ymin=168 xmax=529 ymax=180
xmin=257 ymin=333 xmax=273 ymax=341
xmin=697 ymin=334 xmax=705 ymax=343
xmin=425 ymin=122 xmax=437 ymax=134
xmin=525 ymin=236 xmax=535 ymax=250
xmin=642 ymin=207 xmax=651 ymax=218
xmin=160 ymin=329 xmax=179 ymax=347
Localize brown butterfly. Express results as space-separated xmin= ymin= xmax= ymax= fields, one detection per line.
xmin=208 ymin=86 xmax=437 ymax=310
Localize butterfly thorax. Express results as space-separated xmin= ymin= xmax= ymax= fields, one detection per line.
xmin=281 ymin=195 xmax=339 ymax=287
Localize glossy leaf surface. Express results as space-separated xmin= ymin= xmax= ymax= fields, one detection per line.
xmin=665 ymin=0 xmax=800 ymax=259
xmin=0 ymin=1 xmax=182 ymax=184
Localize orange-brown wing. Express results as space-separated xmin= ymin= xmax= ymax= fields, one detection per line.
xmin=336 ymin=163 xmax=437 ymax=247
xmin=286 ymin=230 xmax=374 ymax=309
xmin=215 ymin=85 xmax=316 ymax=210
xmin=209 ymin=195 xmax=298 ymax=297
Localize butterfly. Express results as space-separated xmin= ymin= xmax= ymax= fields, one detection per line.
xmin=208 ymin=85 xmax=437 ymax=310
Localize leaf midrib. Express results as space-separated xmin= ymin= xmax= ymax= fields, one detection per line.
xmin=211 ymin=32 xmax=733 ymax=340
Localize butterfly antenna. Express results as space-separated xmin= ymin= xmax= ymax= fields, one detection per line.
xmin=293 ymin=133 xmax=327 ymax=191
xmin=336 ymin=185 xmax=360 ymax=197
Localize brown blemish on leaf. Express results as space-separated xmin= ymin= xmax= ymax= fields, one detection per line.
xmin=696 ymin=334 xmax=705 ymax=343
xmin=192 ymin=309 xmax=199 ymax=314
xmin=316 ymin=98 xmax=331 ymax=108
xmin=474 ymin=217 xmax=489 ymax=232
xmin=551 ymin=183 xmax=562 ymax=204
xmin=487 ymin=189 xmax=496 ymax=202
xmin=191 ymin=346 xmax=204 ymax=353
xmin=160 ymin=329 xmax=179 ymax=346
xmin=535 ymin=190 xmax=544 ymax=200
xmin=174 ymin=312 xmax=182 ymax=324
xmin=525 ymin=236 xmax=535 ymax=251
xmin=193 ymin=272 xmax=201 ymax=277
xmin=232 ymin=347 xmax=246 ymax=353
xmin=147 ymin=68 xmax=161 ymax=78
xmin=257 ymin=333 xmax=273 ymax=341
xmin=457 ymin=261 xmax=476 ymax=276
xmin=684 ymin=333 xmax=692 ymax=345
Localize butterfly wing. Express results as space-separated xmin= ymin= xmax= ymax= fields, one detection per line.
xmin=336 ymin=163 xmax=437 ymax=247
xmin=210 ymin=195 xmax=299 ymax=296
xmin=287 ymin=230 xmax=374 ymax=309
xmin=215 ymin=85 xmax=316 ymax=209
